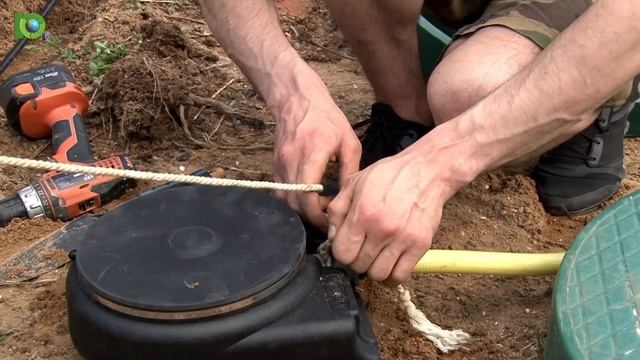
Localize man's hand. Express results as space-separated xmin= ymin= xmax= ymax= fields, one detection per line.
xmin=198 ymin=1 xmax=361 ymax=229
xmin=272 ymin=71 xmax=361 ymax=229
xmin=327 ymin=145 xmax=458 ymax=283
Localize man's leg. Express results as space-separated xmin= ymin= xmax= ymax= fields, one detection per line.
xmin=425 ymin=1 xmax=635 ymax=215
xmin=427 ymin=26 xmax=540 ymax=124
xmin=323 ymin=0 xmax=430 ymax=126
xmin=323 ymin=0 xmax=438 ymax=169
xmin=323 ymin=1 xmax=541 ymax=127
xmin=321 ymin=1 xmax=548 ymax=169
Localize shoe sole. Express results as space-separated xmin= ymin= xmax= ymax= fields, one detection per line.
xmin=541 ymin=183 xmax=620 ymax=216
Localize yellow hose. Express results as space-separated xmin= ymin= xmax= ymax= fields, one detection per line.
xmin=414 ymin=250 xmax=565 ymax=276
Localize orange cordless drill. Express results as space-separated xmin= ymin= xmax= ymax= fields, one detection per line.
xmin=0 ymin=64 xmax=135 ymax=226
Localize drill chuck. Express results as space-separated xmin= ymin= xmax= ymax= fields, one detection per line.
xmin=0 ymin=186 xmax=46 ymax=226
xmin=17 ymin=185 xmax=46 ymax=218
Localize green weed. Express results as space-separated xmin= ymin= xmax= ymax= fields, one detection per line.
xmin=44 ymin=34 xmax=63 ymax=49
xmin=38 ymin=34 xmax=81 ymax=62
xmin=89 ymin=41 xmax=128 ymax=84
xmin=60 ymin=48 xmax=80 ymax=62
xmin=0 ymin=329 xmax=14 ymax=344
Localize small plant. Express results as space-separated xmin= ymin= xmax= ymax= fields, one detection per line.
xmin=89 ymin=41 xmax=127 ymax=84
xmin=60 ymin=48 xmax=80 ymax=62
xmin=39 ymin=33 xmax=81 ymax=62
xmin=44 ymin=33 xmax=62 ymax=49
xmin=0 ymin=329 xmax=14 ymax=344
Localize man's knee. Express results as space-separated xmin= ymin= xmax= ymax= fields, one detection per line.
xmin=427 ymin=26 xmax=541 ymax=124
xmin=427 ymin=58 xmax=489 ymax=124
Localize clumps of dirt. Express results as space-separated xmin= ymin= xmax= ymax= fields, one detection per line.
xmin=140 ymin=19 xmax=189 ymax=58
xmin=100 ymin=53 xmax=189 ymax=141
xmin=28 ymin=278 xmax=68 ymax=336
xmin=140 ymin=18 xmax=219 ymax=62
xmin=281 ymin=5 xmax=351 ymax=63
xmin=98 ymin=18 xmax=226 ymax=143
xmin=47 ymin=0 xmax=103 ymax=35
xmin=2 ymin=278 xmax=72 ymax=358
xmin=483 ymin=173 xmax=547 ymax=238
xmin=432 ymin=168 xmax=562 ymax=255
xmin=0 ymin=218 xmax=61 ymax=262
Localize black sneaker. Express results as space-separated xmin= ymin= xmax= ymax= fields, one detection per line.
xmin=357 ymin=103 xmax=433 ymax=169
xmin=320 ymin=103 xmax=432 ymax=197
xmin=533 ymin=103 xmax=634 ymax=215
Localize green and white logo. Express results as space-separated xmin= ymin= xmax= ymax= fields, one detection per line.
xmin=14 ymin=13 xmax=46 ymax=40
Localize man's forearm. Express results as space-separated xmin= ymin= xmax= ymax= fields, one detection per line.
xmin=419 ymin=0 xmax=640 ymax=190
xmin=199 ymin=0 xmax=313 ymax=115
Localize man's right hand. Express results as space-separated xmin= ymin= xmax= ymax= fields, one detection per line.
xmin=272 ymin=70 xmax=361 ymax=229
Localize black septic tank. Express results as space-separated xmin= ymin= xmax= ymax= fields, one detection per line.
xmin=66 ymin=185 xmax=379 ymax=359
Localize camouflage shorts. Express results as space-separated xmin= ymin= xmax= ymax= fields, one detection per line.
xmin=427 ymin=0 xmax=639 ymax=107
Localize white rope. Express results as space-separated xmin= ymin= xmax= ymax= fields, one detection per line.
xmin=397 ymin=285 xmax=471 ymax=353
xmin=0 ymin=156 xmax=323 ymax=192
xmin=317 ymin=240 xmax=471 ymax=353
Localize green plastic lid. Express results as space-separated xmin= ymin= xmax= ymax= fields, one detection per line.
xmin=546 ymin=190 xmax=640 ymax=359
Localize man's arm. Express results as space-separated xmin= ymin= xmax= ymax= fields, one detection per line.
xmin=328 ymin=0 xmax=640 ymax=282
xmin=199 ymin=1 xmax=361 ymax=227
xmin=198 ymin=1 xmax=299 ymax=111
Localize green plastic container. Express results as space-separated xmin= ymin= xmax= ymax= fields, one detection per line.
xmin=417 ymin=15 xmax=453 ymax=77
xmin=546 ymin=190 xmax=640 ymax=359
xmin=417 ymin=16 xmax=640 ymax=136
xmin=629 ymin=105 xmax=640 ymax=137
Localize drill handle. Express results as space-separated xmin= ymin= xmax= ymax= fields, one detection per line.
xmin=51 ymin=113 xmax=94 ymax=163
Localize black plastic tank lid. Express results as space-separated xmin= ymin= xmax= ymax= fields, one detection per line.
xmin=75 ymin=186 xmax=306 ymax=313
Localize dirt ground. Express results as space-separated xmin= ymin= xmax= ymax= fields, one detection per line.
xmin=0 ymin=0 xmax=639 ymax=359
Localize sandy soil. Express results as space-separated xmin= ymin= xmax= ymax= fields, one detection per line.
xmin=0 ymin=0 xmax=639 ymax=359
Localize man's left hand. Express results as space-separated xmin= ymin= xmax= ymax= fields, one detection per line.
xmin=327 ymin=149 xmax=457 ymax=283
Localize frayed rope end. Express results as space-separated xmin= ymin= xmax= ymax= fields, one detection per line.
xmin=397 ymin=285 xmax=472 ymax=353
